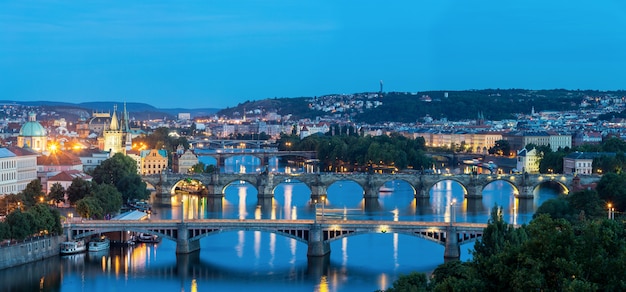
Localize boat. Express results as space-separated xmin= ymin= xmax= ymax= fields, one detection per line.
xmin=379 ymin=186 xmax=394 ymax=193
xmin=88 ymin=236 xmax=110 ymax=252
xmin=60 ymin=239 xmax=86 ymax=255
xmin=136 ymin=233 xmax=161 ymax=243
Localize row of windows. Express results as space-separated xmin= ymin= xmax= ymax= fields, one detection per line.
xmin=0 ymin=160 xmax=16 ymax=170
xmin=0 ymin=184 xmax=17 ymax=195
xmin=1 ymin=172 xmax=16 ymax=182
xmin=577 ymin=162 xmax=592 ymax=167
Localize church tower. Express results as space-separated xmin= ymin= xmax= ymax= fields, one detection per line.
xmin=123 ymin=102 xmax=133 ymax=152
xmin=103 ymin=105 xmax=125 ymax=155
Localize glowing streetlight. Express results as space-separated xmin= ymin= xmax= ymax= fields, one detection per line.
xmin=608 ymin=203 xmax=614 ymax=220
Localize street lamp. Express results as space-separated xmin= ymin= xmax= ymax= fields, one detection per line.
xmin=608 ymin=203 xmax=614 ymax=220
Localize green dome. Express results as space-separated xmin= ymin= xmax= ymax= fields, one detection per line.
xmin=19 ymin=113 xmax=47 ymax=137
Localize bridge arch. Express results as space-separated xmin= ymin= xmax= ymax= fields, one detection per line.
xmin=483 ymin=179 xmax=521 ymax=196
xmin=68 ymin=227 xmax=177 ymax=243
xmin=426 ymin=178 xmax=470 ymax=197
xmin=188 ymin=228 xmax=310 ymax=244
xmin=532 ymin=180 xmax=570 ymax=195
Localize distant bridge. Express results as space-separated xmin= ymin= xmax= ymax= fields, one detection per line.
xmin=64 ymin=219 xmax=486 ymax=260
xmin=143 ymin=172 xmax=600 ymax=206
xmin=191 ymin=150 xmax=317 ymax=169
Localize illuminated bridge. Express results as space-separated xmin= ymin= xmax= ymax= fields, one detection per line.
xmin=143 ymin=172 xmax=600 ymax=205
xmin=64 ymin=219 xmax=487 ymax=260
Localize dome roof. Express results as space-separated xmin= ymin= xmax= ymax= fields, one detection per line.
xmin=20 ymin=121 xmax=47 ymax=136
xmin=19 ymin=112 xmax=47 ymax=137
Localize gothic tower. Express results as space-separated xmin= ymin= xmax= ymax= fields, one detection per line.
xmin=103 ymin=105 xmax=125 ymax=155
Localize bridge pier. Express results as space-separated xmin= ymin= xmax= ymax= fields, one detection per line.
xmin=306 ymin=254 xmax=330 ymax=279
xmin=464 ymin=185 xmax=483 ymax=199
xmin=443 ymin=226 xmax=460 ymax=260
xmin=515 ymin=185 xmax=534 ymax=199
xmin=364 ymin=197 xmax=382 ymax=212
xmin=307 ymin=224 xmax=330 ymax=257
xmin=415 ymin=187 xmax=429 ymax=199
xmin=176 ymin=223 xmax=201 ymax=254
xmin=257 ymin=196 xmax=274 ymax=217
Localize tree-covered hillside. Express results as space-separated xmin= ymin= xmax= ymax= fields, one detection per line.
xmin=216 ymin=89 xmax=624 ymax=123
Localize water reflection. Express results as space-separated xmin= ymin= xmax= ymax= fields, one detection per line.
xmin=0 ymin=176 xmax=559 ymax=291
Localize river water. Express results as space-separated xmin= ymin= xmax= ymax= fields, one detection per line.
xmin=0 ymin=158 xmax=559 ymax=292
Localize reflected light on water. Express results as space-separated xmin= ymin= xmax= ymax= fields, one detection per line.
xmin=269 ymin=233 xmax=276 ymax=267
xmin=254 ymin=231 xmax=261 ymax=261
xmin=284 ymin=184 xmax=293 ymax=220
xmin=190 ymin=278 xmax=198 ymax=292
xmin=316 ymin=275 xmax=329 ymax=292
xmin=236 ymin=231 xmax=244 ymax=258
xmin=342 ymin=237 xmax=348 ymax=266
xmin=378 ymin=273 xmax=389 ymax=292
xmin=238 ymin=186 xmax=247 ymax=220
xmin=393 ymin=233 xmax=399 ymax=269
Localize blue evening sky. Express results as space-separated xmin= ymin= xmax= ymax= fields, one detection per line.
xmin=1 ymin=1 xmax=625 ymax=109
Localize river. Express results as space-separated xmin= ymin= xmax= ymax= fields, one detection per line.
xmin=0 ymin=158 xmax=560 ymax=291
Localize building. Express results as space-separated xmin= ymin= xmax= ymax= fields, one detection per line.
xmin=0 ymin=148 xmax=17 ymax=196
xmin=0 ymin=147 xmax=39 ymax=196
xmin=74 ymin=149 xmax=110 ymax=173
xmin=9 ymin=146 xmax=39 ymax=194
xmin=46 ymin=170 xmax=92 ymax=208
xmin=140 ymin=149 xmax=168 ymax=175
xmin=103 ymin=105 xmax=125 ymax=155
xmin=563 ymin=152 xmax=614 ymax=175
xmin=516 ymin=148 xmax=539 ymax=173
xmin=504 ymin=131 xmax=571 ymax=152
xmin=172 ymin=147 xmax=198 ymax=174
xmin=37 ymin=150 xmax=84 ymax=193
xmin=17 ymin=112 xmax=48 ymax=153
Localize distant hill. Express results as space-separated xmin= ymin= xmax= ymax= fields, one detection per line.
xmin=0 ymin=100 xmax=220 ymax=120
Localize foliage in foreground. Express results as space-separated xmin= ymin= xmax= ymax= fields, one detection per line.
xmin=380 ymin=205 xmax=626 ymax=291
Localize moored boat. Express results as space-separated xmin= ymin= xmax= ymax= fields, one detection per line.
xmin=136 ymin=233 xmax=161 ymax=243
xmin=60 ymin=239 xmax=86 ymax=255
xmin=379 ymin=186 xmax=394 ymax=193
xmin=88 ymin=236 xmax=110 ymax=252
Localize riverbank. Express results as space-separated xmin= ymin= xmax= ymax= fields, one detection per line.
xmin=0 ymin=235 xmax=63 ymax=270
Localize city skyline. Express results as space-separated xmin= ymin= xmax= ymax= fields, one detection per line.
xmin=1 ymin=1 xmax=625 ymax=109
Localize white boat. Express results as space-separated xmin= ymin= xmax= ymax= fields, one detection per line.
xmin=88 ymin=236 xmax=110 ymax=252
xmin=136 ymin=233 xmax=161 ymax=244
xmin=379 ymin=186 xmax=394 ymax=193
xmin=60 ymin=239 xmax=86 ymax=255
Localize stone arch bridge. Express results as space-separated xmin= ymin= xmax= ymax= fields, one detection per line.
xmin=143 ymin=172 xmax=599 ymax=204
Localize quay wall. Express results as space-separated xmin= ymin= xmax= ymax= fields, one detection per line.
xmin=0 ymin=236 xmax=63 ymax=270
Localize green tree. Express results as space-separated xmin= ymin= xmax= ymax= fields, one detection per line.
xmin=116 ymin=174 xmax=150 ymax=203
xmin=27 ymin=203 xmax=62 ymax=235
xmin=6 ymin=210 xmax=34 ymax=241
xmin=66 ymin=178 xmax=94 ymax=206
xmin=19 ymin=179 xmax=43 ymax=208
xmin=378 ymin=271 xmax=429 ymax=292
xmin=76 ymin=196 xmax=104 ymax=219
xmin=92 ymin=153 xmax=138 ymax=186
xmin=190 ymin=162 xmax=206 ymax=173
xmin=91 ymin=183 xmax=123 ymax=216
xmin=48 ymin=182 xmax=66 ymax=207
xmin=488 ymin=140 xmax=511 ymax=156
xmin=0 ymin=222 xmax=9 ymax=240
xmin=596 ymin=172 xmax=626 ymax=211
